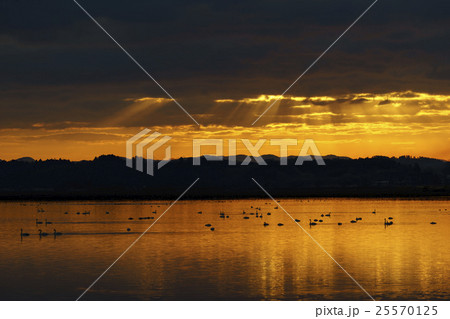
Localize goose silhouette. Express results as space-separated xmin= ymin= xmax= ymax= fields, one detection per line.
xmin=38 ymin=229 xmax=48 ymax=237
xmin=20 ymin=229 xmax=30 ymax=237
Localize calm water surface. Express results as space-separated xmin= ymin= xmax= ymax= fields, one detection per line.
xmin=0 ymin=199 xmax=448 ymax=300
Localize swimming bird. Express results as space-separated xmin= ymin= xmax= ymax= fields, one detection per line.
xmin=356 ymin=217 xmax=362 ymax=221
xmin=53 ymin=229 xmax=62 ymax=236
xmin=38 ymin=229 xmax=48 ymax=237
xmin=205 ymin=224 xmax=212 ymax=227
xmin=20 ymin=229 xmax=30 ymax=237
xmin=309 ymin=219 xmax=317 ymax=226
xmin=277 ymin=223 xmax=284 ymax=226
xmin=263 ymin=222 xmax=269 ymax=226
xmin=430 ymin=222 xmax=437 ymax=225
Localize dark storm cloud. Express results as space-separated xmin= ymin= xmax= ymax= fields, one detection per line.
xmin=0 ymin=0 xmax=449 ymax=127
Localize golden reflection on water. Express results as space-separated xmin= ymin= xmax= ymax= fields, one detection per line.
xmin=0 ymin=199 xmax=448 ymax=300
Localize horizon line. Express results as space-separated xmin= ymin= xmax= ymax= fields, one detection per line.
xmin=4 ymin=154 xmax=449 ymax=163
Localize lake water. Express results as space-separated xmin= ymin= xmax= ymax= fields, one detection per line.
xmin=0 ymin=198 xmax=448 ymax=300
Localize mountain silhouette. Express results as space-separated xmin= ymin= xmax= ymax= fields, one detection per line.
xmin=0 ymin=155 xmax=448 ymax=199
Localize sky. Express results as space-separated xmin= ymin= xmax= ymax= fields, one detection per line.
xmin=1 ymin=0 xmax=449 ymax=160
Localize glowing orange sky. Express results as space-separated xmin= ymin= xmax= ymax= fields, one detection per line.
xmin=1 ymin=91 xmax=449 ymax=161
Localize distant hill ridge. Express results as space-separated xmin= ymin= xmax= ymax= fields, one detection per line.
xmin=0 ymin=154 xmax=448 ymax=199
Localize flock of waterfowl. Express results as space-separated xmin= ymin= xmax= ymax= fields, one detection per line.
xmin=197 ymin=204 xmax=443 ymax=232
xmin=20 ymin=206 xmax=164 ymax=239
xmin=20 ymin=203 xmax=441 ymax=238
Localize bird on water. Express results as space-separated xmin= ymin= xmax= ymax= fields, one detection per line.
xmin=20 ymin=229 xmax=30 ymax=237
xmin=38 ymin=229 xmax=48 ymax=237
